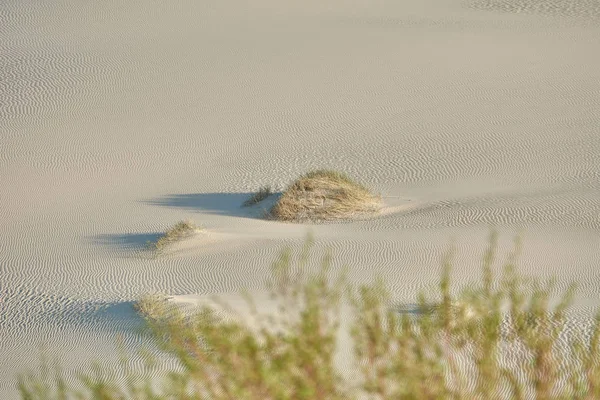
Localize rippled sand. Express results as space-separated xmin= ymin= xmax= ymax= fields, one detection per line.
xmin=1 ymin=0 xmax=599 ymax=397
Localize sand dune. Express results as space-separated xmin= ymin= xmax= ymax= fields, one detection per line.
xmin=1 ymin=0 xmax=600 ymax=397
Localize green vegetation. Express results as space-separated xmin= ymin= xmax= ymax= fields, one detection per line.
xmin=269 ymin=169 xmax=381 ymax=222
xmin=149 ymin=220 xmax=200 ymax=253
xmin=18 ymin=233 xmax=600 ymax=399
xmin=242 ymin=185 xmax=273 ymax=207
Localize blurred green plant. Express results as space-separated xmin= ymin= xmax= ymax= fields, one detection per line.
xmin=18 ymin=232 xmax=600 ymax=399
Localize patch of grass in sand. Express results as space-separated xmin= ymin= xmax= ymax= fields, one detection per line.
xmin=134 ymin=293 xmax=170 ymax=321
xmin=269 ymin=169 xmax=381 ymax=222
xmin=19 ymin=232 xmax=600 ymax=399
xmin=149 ymin=220 xmax=200 ymax=253
xmin=242 ymin=185 xmax=273 ymax=207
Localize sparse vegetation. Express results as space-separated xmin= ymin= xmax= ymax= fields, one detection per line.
xmin=242 ymin=185 xmax=273 ymax=207
xmin=269 ymin=169 xmax=381 ymax=222
xmin=18 ymin=233 xmax=600 ymax=399
xmin=149 ymin=220 xmax=200 ymax=253
xmin=134 ymin=293 xmax=170 ymax=321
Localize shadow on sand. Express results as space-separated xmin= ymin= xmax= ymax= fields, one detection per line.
xmin=89 ymin=233 xmax=161 ymax=257
xmin=91 ymin=193 xmax=278 ymax=254
xmin=394 ymin=302 xmax=438 ymax=316
xmin=143 ymin=192 xmax=278 ymax=219
xmin=92 ymin=233 xmax=161 ymax=249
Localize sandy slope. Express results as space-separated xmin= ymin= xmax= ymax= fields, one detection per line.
xmin=1 ymin=0 xmax=600 ymax=397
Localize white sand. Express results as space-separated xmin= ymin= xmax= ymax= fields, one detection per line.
xmin=1 ymin=0 xmax=600 ymax=397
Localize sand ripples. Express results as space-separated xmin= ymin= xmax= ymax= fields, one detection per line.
xmin=469 ymin=0 xmax=600 ymax=19
xmin=2 ymin=0 xmax=600 ymax=397
xmin=391 ymin=186 xmax=600 ymax=229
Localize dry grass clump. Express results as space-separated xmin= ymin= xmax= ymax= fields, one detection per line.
xmin=150 ymin=220 xmax=200 ymax=252
xmin=269 ymin=169 xmax=381 ymax=222
xmin=242 ymin=185 xmax=273 ymax=207
xmin=134 ymin=293 xmax=170 ymax=321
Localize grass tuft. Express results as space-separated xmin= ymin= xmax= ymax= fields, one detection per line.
xmin=149 ymin=220 xmax=200 ymax=252
xmin=242 ymin=185 xmax=273 ymax=207
xmin=134 ymin=293 xmax=170 ymax=321
xmin=269 ymin=169 xmax=380 ymax=222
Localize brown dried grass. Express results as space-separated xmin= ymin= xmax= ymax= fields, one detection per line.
xmin=269 ymin=170 xmax=381 ymax=222
xmin=150 ymin=220 xmax=200 ymax=253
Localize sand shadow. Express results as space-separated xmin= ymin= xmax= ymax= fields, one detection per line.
xmin=143 ymin=192 xmax=279 ymax=219
xmin=90 ymin=233 xmax=161 ymax=256
xmin=93 ymin=301 xmax=144 ymax=328
xmin=69 ymin=300 xmax=151 ymax=338
xmin=394 ymin=302 xmax=438 ymax=316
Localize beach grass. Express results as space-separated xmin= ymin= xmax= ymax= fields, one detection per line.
xmin=242 ymin=185 xmax=273 ymax=207
xmin=149 ymin=220 xmax=200 ymax=253
xmin=134 ymin=293 xmax=170 ymax=321
xmin=269 ymin=169 xmax=380 ymax=222
xmin=19 ymin=233 xmax=600 ymax=399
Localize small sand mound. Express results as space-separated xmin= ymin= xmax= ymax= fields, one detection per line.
xmin=269 ymin=170 xmax=381 ymax=222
